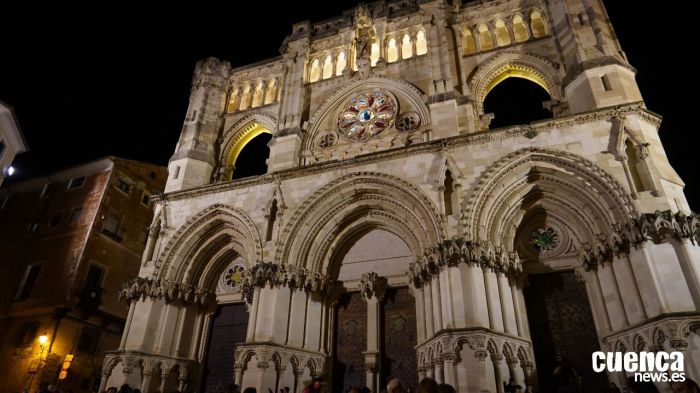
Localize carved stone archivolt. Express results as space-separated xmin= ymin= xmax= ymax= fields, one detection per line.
xmin=119 ymin=277 xmax=215 ymax=307
xmin=580 ymin=210 xmax=700 ymax=270
xmin=241 ymin=262 xmax=332 ymax=301
xmin=408 ymin=239 xmax=523 ymax=287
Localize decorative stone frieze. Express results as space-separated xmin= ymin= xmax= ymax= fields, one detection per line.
xmin=408 ymin=239 xmax=522 ymax=287
xmin=359 ymin=272 xmax=388 ymax=301
xmin=118 ymin=277 xmax=215 ymax=307
xmin=580 ymin=210 xmax=700 ymax=270
xmin=241 ymin=262 xmax=332 ymax=301
xmin=602 ymin=315 xmax=700 ymax=355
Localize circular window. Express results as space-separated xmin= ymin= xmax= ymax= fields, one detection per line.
xmin=529 ymin=227 xmax=558 ymax=252
xmin=337 ymin=89 xmax=397 ymax=141
xmin=223 ymin=264 xmax=245 ymax=289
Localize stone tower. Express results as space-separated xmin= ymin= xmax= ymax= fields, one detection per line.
xmin=101 ymin=1 xmax=699 ymax=392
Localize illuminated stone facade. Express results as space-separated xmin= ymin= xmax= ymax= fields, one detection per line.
xmin=103 ymin=1 xmax=700 ymax=392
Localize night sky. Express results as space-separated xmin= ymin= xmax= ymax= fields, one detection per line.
xmin=1 ymin=2 xmax=698 ymax=209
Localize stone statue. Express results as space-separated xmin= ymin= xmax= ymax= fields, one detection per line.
xmin=354 ymin=4 xmax=376 ymax=63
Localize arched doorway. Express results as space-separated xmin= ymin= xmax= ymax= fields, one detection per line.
xmin=330 ymin=229 xmax=418 ymax=393
xmin=483 ymin=77 xmax=552 ymax=128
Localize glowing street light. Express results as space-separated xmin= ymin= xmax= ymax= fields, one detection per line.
xmin=2 ymin=165 xmax=16 ymax=177
xmin=38 ymin=335 xmax=48 ymax=345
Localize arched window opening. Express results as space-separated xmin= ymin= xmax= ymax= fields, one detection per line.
xmin=402 ymin=34 xmax=413 ymax=59
xmin=266 ymin=199 xmax=278 ymax=242
xmin=251 ymin=82 xmax=265 ymax=108
xmin=264 ymin=80 xmax=276 ymax=105
xmin=416 ymin=30 xmax=428 ymax=55
xmin=387 ymin=37 xmax=399 ymax=62
xmin=625 ymin=139 xmax=646 ymax=192
xmin=483 ymin=77 xmax=552 ymax=128
xmin=478 ymin=24 xmax=494 ymax=51
xmin=336 ymin=51 xmax=347 ymax=76
xmin=309 ymin=58 xmax=321 ymax=82
xmin=239 ymin=86 xmax=251 ymax=111
xmin=443 ymin=170 xmax=456 ymax=216
xmin=227 ymin=90 xmax=240 ymax=113
xmin=512 ymin=15 xmax=529 ymax=42
xmin=531 ymin=10 xmax=548 ymax=38
xmin=495 ymin=19 xmax=511 ymax=47
xmin=462 ymin=29 xmax=476 ymax=55
xmin=323 ymin=54 xmax=333 ymax=80
xmin=231 ymin=132 xmax=272 ymax=179
xmin=370 ymin=42 xmax=380 ymax=66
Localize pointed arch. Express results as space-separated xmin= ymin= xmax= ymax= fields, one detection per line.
xmin=530 ymin=10 xmax=548 ymax=38
xmin=462 ymin=28 xmax=476 ymax=55
xmin=309 ymin=58 xmax=321 ymax=83
xmin=462 ymin=148 xmax=637 ymax=251
xmin=512 ymin=14 xmax=529 ymax=42
xmin=387 ymin=37 xmax=399 ymax=63
xmin=155 ymin=204 xmax=263 ymax=286
xmin=416 ymin=29 xmax=428 ymax=55
xmin=402 ymin=33 xmax=413 ymax=59
xmin=336 ymin=51 xmax=347 ymax=76
xmin=277 ymin=172 xmax=444 ymax=275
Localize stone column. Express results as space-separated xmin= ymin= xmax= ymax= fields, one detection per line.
xmin=492 ymin=354 xmax=504 ymax=393
xmin=475 ymin=350 xmax=489 ymax=392
xmin=98 ymin=371 xmax=109 ymax=393
xmin=442 ymin=352 xmax=458 ymax=390
xmin=434 ymin=360 xmax=444 ymax=384
xmin=140 ymin=370 xmax=152 ymax=393
xmin=119 ymin=300 xmax=137 ymax=350
xmin=360 ymin=272 xmax=387 ymax=393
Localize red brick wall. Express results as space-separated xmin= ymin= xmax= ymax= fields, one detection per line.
xmin=381 ymin=287 xmax=417 ymax=392
xmin=202 ymin=303 xmax=249 ymax=393
xmin=333 ymin=292 xmax=367 ymax=393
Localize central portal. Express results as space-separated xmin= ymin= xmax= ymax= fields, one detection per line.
xmin=330 ymin=229 xmax=417 ymax=392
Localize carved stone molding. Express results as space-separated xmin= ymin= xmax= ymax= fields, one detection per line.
xmin=102 ymin=351 xmax=195 ymax=383
xmin=602 ymin=314 xmax=700 ymax=355
xmin=408 ymin=238 xmax=522 ymax=287
xmin=580 ymin=210 xmax=700 ymax=270
xmin=119 ymin=277 xmax=215 ymax=308
xmin=416 ymin=329 xmax=532 ymax=371
xmin=234 ymin=343 xmax=326 ymax=377
xmin=241 ymin=262 xmax=332 ymax=301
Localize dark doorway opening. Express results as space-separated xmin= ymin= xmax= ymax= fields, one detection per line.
xmin=483 ymin=77 xmax=552 ymax=129
xmin=381 ymin=287 xmax=418 ymax=393
xmin=524 ymin=271 xmax=607 ymax=393
xmin=333 ymin=292 xmax=367 ymax=393
xmin=233 ymin=133 xmax=272 ymax=179
xmin=202 ymin=303 xmax=249 ymax=393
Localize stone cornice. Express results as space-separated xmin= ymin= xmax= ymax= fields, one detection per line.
xmin=241 ymin=262 xmax=331 ymax=301
xmin=154 ymin=103 xmax=660 ymax=204
xmin=118 ymin=277 xmax=215 ymax=308
xmin=408 ymin=239 xmax=522 ymax=288
xmin=580 ymin=210 xmax=700 ymax=270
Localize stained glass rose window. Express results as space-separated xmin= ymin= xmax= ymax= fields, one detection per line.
xmin=337 ymin=89 xmax=397 ymax=141
xmin=223 ymin=264 xmax=245 ymax=289
xmin=529 ymin=227 xmax=558 ymax=252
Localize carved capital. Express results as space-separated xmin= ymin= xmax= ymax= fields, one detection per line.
xmin=360 ymin=272 xmax=388 ymax=301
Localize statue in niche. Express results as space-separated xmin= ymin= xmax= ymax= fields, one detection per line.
xmin=354 ymin=4 xmax=376 ymax=64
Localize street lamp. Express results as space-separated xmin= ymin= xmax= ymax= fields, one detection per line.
xmin=38 ymin=335 xmax=48 ymax=345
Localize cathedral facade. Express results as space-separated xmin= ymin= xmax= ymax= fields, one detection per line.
xmin=102 ymin=1 xmax=700 ymax=392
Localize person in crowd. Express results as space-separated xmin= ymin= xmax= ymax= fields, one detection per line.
xmin=416 ymin=378 xmax=438 ymax=393
xmin=242 ymin=388 xmax=257 ymax=393
xmin=609 ymin=383 xmax=622 ymax=393
xmin=436 ymin=383 xmax=456 ymax=393
xmin=117 ymin=385 xmax=131 ymax=393
xmin=504 ymin=378 xmax=516 ymax=393
xmin=387 ymin=379 xmax=407 ymax=393
xmin=524 ymin=384 xmax=536 ymax=393
xmin=513 ymin=385 xmax=523 ymax=393
xmin=670 ymin=378 xmax=700 ymax=393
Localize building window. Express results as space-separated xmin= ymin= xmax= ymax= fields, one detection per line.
xmin=69 ymin=207 xmax=83 ymax=224
xmin=14 ymin=322 xmax=39 ymax=346
xmin=28 ymin=221 xmax=39 ymax=233
xmin=172 ymin=165 xmax=180 ymax=180
xmin=67 ymin=176 xmax=86 ymax=190
xmin=84 ymin=265 xmax=104 ymax=289
xmin=141 ymin=192 xmax=151 ymax=207
xmin=49 ymin=214 xmax=62 ymax=228
xmin=266 ymin=200 xmax=278 ymax=242
xmin=116 ymin=179 xmax=131 ymax=194
xmin=77 ymin=327 xmax=101 ymax=353
xmin=40 ymin=183 xmax=56 ymax=199
xmin=0 ymin=139 xmax=5 ymax=160
xmin=16 ymin=264 xmax=41 ymax=301
xmin=102 ymin=212 xmax=121 ymax=240
xmin=601 ymin=74 xmax=613 ymax=91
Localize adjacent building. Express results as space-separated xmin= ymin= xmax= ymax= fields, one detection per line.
xmin=0 ymin=157 xmax=167 ymax=393
xmin=0 ymin=101 xmax=29 ymax=186
xmin=102 ymin=0 xmax=700 ymax=392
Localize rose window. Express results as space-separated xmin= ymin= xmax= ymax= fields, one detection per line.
xmin=529 ymin=227 xmax=558 ymax=252
xmin=223 ymin=264 xmax=245 ymax=289
xmin=337 ymin=89 xmax=397 ymax=141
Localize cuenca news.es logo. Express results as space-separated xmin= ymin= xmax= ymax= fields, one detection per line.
xmin=592 ymin=351 xmax=686 ymax=383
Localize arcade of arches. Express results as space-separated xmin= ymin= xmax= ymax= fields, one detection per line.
xmin=105 ymin=1 xmax=700 ymax=393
